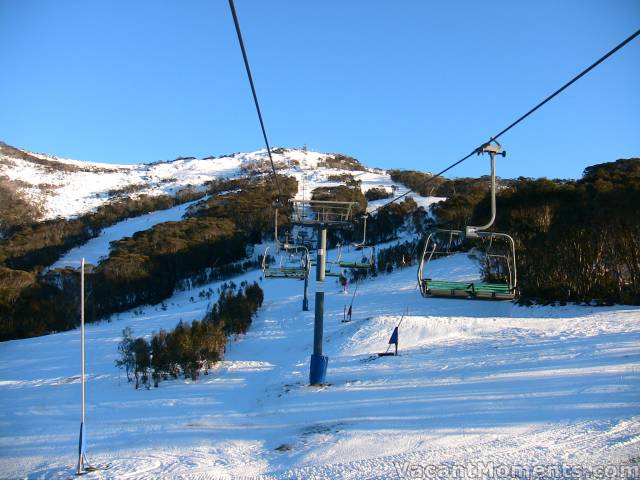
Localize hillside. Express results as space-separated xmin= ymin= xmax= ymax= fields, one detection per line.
xmin=0 ymin=144 xmax=638 ymax=478
xmin=0 ymin=142 xmax=433 ymax=221
xmin=0 ymin=143 xmax=443 ymax=341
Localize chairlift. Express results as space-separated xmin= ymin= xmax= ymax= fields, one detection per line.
xmin=262 ymin=244 xmax=310 ymax=280
xmin=311 ymin=249 xmax=348 ymax=277
xmin=417 ymin=141 xmax=518 ymax=300
xmin=316 ymin=216 xmax=374 ymax=270
xmin=295 ymin=228 xmax=316 ymax=252
xmin=261 ymin=208 xmax=310 ymax=280
xmin=334 ymin=243 xmax=374 ymax=270
xmin=345 ymin=214 xmax=376 ymax=269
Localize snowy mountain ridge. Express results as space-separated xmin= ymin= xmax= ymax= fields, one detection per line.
xmin=0 ymin=143 xmax=433 ymax=221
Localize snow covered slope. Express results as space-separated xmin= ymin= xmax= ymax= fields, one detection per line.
xmin=50 ymin=197 xmax=204 ymax=269
xmin=0 ymin=144 xmax=435 ymax=221
xmin=1 ymin=254 xmax=638 ymax=479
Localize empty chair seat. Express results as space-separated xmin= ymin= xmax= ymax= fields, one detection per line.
xmin=422 ymin=279 xmax=515 ymax=300
xmin=264 ymin=268 xmax=306 ymax=279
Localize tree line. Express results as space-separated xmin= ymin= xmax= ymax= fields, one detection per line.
xmin=389 ymin=169 xmax=514 ymax=199
xmin=3 ymin=156 xmax=637 ymax=342
xmin=0 ymin=175 xmax=296 ymax=340
xmin=1 ymin=187 xmax=205 ymax=270
xmin=116 ymin=281 xmax=264 ymax=389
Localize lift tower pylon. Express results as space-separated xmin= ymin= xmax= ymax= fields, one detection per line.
xmin=290 ymin=199 xmax=357 ymax=385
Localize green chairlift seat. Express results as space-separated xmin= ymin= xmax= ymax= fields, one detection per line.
xmin=263 ymin=267 xmax=307 ymax=280
xmin=324 ymin=269 xmax=344 ymax=278
xmin=334 ymin=242 xmax=374 ymax=270
xmin=421 ymin=279 xmax=516 ymax=300
xmin=337 ymin=260 xmax=372 ymax=269
xmin=262 ymin=244 xmax=310 ymax=281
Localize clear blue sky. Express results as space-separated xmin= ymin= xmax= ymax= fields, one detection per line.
xmin=0 ymin=1 xmax=638 ymax=179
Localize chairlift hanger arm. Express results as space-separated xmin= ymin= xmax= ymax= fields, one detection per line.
xmin=353 ymin=214 xmax=368 ymax=248
xmin=465 ymin=142 xmax=505 ymax=237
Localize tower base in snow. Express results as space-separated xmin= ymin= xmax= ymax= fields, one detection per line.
xmin=309 ymin=354 xmax=328 ymax=385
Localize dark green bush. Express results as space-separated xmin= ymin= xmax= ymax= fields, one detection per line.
xmin=118 ymin=282 xmax=264 ymax=388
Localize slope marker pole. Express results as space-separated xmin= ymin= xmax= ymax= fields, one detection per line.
xmin=77 ymin=258 xmax=88 ymax=475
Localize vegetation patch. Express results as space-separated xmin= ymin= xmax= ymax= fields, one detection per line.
xmin=0 ymin=176 xmax=44 ymax=237
xmin=0 ymin=175 xmax=296 ymax=341
xmin=319 ymin=154 xmax=366 ymax=172
xmin=116 ymin=281 xmax=264 ymax=388
xmin=0 ymin=188 xmax=205 ymax=271
xmin=364 ymin=187 xmax=392 ymax=202
xmin=0 ymin=141 xmax=124 ymax=174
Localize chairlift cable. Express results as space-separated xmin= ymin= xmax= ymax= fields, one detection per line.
xmin=370 ymin=28 xmax=640 ymax=216
xmin=491 ymin=28 xmax=640 ymax=141
xmin=228 ymin=0 xmax=283 ymax=199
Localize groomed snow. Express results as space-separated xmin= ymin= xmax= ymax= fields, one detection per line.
xmin=1 ymin=254 xmax=638 ymax=479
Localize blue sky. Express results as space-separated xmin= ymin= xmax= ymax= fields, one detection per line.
xmin=0 ymin=1 xmax=638 ymax=179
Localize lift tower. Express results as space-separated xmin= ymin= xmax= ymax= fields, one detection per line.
xmin=290 ymin=199 xmax=357 ymax=385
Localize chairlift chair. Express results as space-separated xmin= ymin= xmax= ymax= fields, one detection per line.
xmin=417 ymin=141 xmax=518 ymax=301
xmin=295 ymin=229 xmax=316 ymax=252
xmin=261 ymin=208 xmax=310 ymax=280
xmin=262 ymin=244 xmax=310 ymax=280
xmin=319 ymin=216 xmax=374 ymax=270
xmin=310 ymin=247 xmax=349 ymax=277
xmin=352 ymin=214 xmax=368 ymax=249
xmin=334 ymin=243 xmax=375 ymax=270
xmin=340 ymin=214 xmax=375 ymax=269
xmin=306 ymin=213 xmax=374 ymax=271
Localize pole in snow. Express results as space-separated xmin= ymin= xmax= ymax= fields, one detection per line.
xmin=77 ymin=258 xmax=88 ymax=474
xmin=73 ymin=260 xmax=108 ymax=475
xmin=303 ymin=254 xmax=310 ymax=311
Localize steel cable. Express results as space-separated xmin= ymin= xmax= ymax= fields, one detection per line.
xmin=370 ymin=29 xmax=640 ymax=216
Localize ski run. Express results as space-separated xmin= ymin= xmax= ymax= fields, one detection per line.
xmin=1 ymin=249 xmax=639 ymax=479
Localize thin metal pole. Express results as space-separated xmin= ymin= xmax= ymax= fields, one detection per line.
xmin=77 ymin=258 xmax=86 ymax=474
xmin=81 ymin=258 xmax=85 ymax=424
xmin=274 ymin=208 xmax=279 ymax=250
xmin=303 ymin=252 xmax=310 ymax=311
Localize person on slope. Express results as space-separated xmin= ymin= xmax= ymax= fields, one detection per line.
xmin=340 ymin=270 xmax=348 ymax=293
